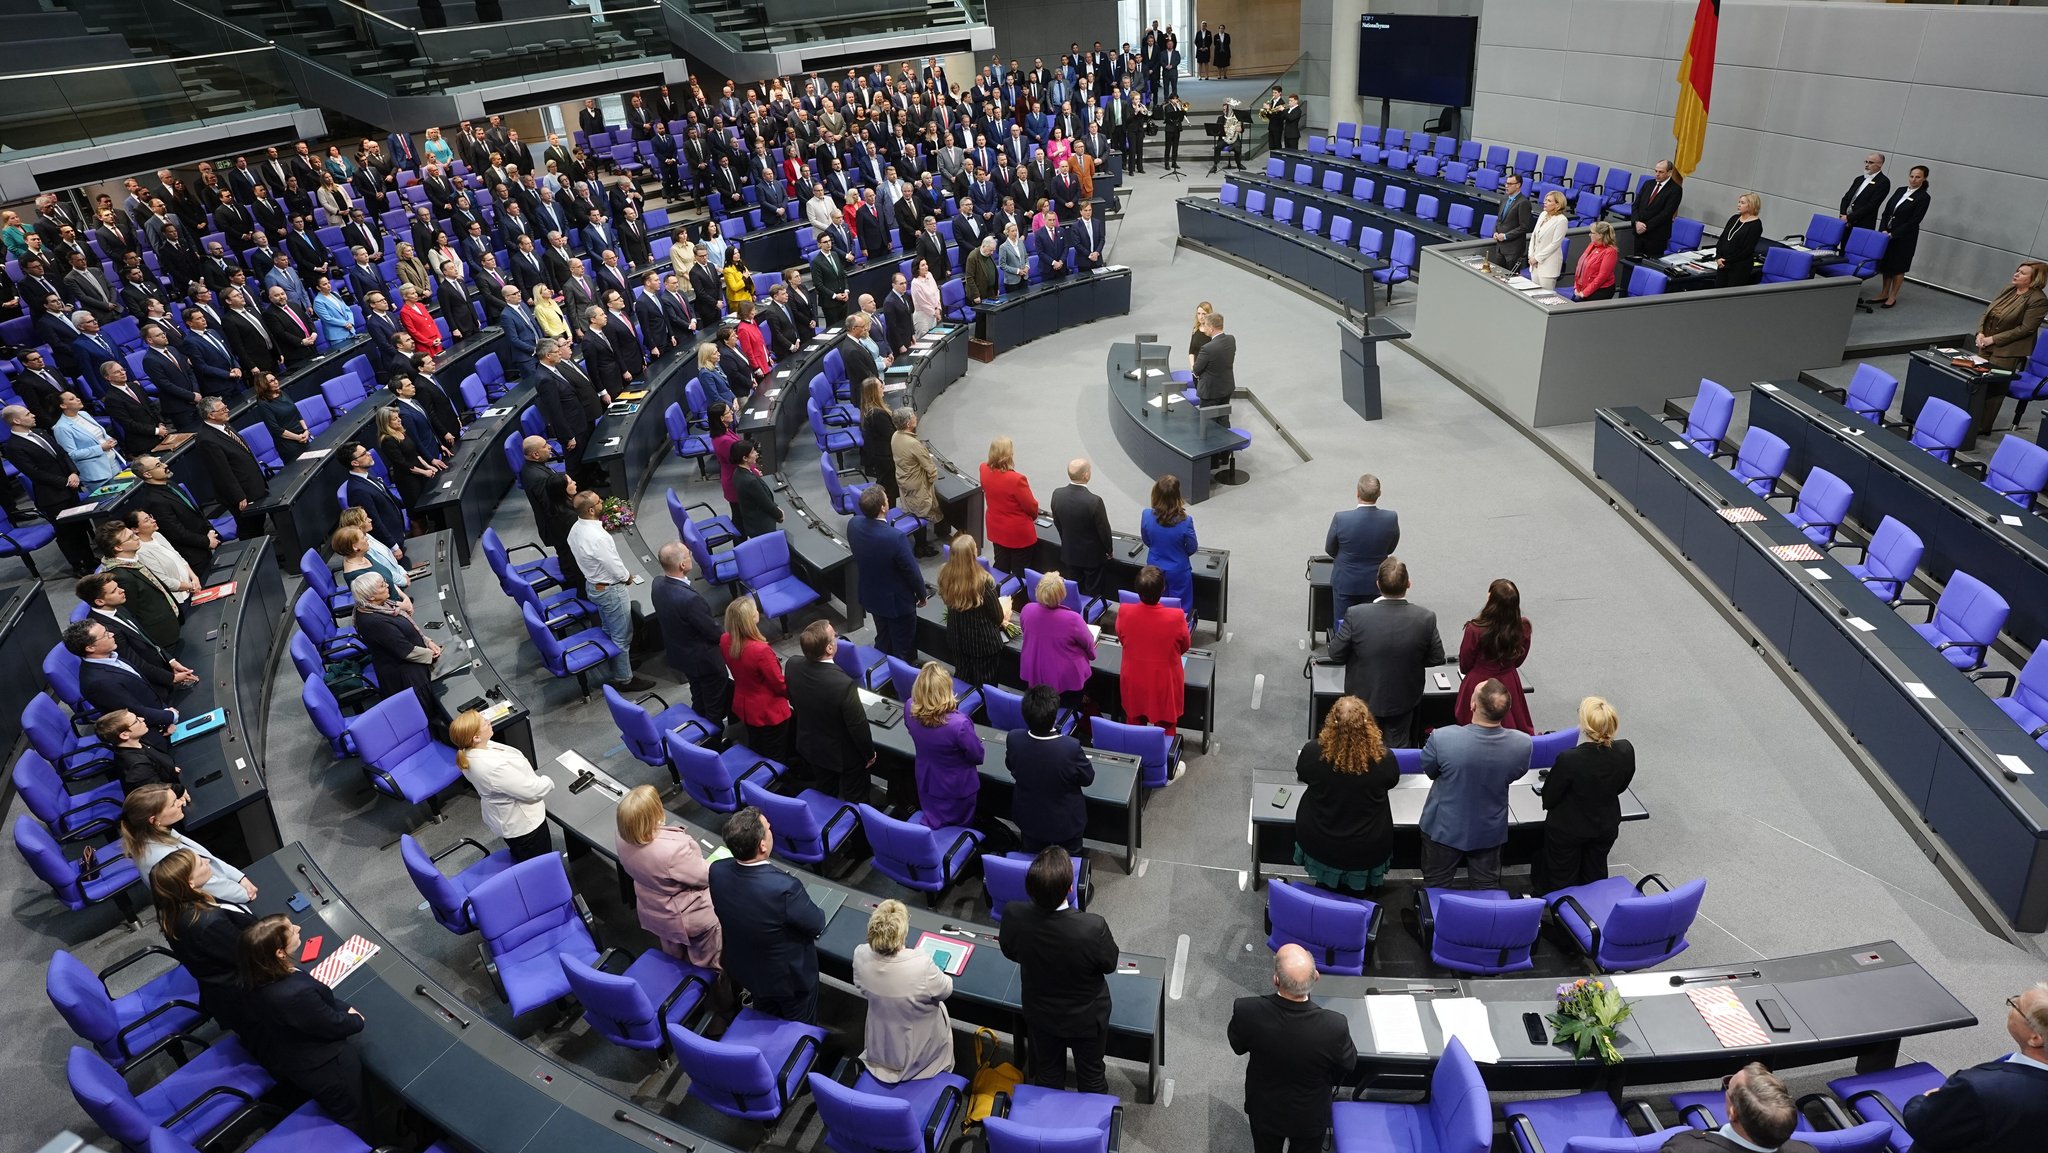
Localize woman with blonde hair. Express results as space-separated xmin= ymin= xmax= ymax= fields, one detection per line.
xmin=121 ymin=784 xmax=256 ymax=904
xmin=377 ymin=403 xmax=438 ymax=508
xmin=851 ymin=898 xmax=954 ymax=1083
xmin=331 ymin=524 xmax=411 ymax=614
xmin=908 ymin=661 xmax=985 ymax=830
xmin=337 ymin=506 xmax=407 ymax=588
xmin=615 ymin=784 xmax=721 ymax=967
xmin=979 ymin=435 xmax=1040 ymax=578
xmin=532 ymin=282 xmax=570 ymax=341
xmin=395 ymin=241 xmax=434 ymax=298
xmin=450 ymin=709 xmax=555 ymax=861
xmin=1527 ymin=190 xmax=1569 ymax=288
xmin=937 ymin=534 xmax=1009 ymax=686
xmin=1187 ymin=300 xmax=1214 ymax=372
xmin=1536 ymin=696 xmax=1637 ymax=892
xmin=696 ymin=337 xmax=735 ymax=407
xmin=722 ymin=595 xmax=792 ymax=762
xmin=1714 ymin=191 xmax=1764 ymax=289
xmin=1292 ymin=695 xmax=1399 ymax=892
xmin=1020 ymin=570 xmax=1096 ymax=713
xmin=1571 ymin=221 xmax=1619 ymax=301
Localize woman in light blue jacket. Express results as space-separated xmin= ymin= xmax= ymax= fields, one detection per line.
xmin=311 ymin=275 xmax=357 ymax=347
xmin=52 ymin=390 xmax=124 ymax=485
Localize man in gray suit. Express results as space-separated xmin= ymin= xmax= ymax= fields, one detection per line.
xmin=1488 ymin=171 xmax=1533 ymax=271
xmin=1325 ymin=474 xmax=1400 ymax=623
xmin=1418 ymin=680 xmax=1532 ymax=889
xmin=1326 ymin=557 xmax=1443 ymax=748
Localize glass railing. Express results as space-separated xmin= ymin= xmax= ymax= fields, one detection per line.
xmin=664 ymin=0 xmax=982 ymax=55
xmin=1239 ymin=53 xmax=1305 ymax=160
xmin=0 ymin=11 xmax=299 ymax=159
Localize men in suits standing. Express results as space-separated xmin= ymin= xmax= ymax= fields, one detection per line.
xmin=537 ymin=336 xmax=604 ymax=487
xmin=0 ymin=404 xmax=96 ymax=574
xmin=342 ymin=443 xmax=407 ymax=553
xmin=847 ymin=488 xmax=924 ymax=660
xmin=92 ymin=522 xmax=183 ymax=650
xmin=77 ymin=573 xmax=198 ymax=694
xmin=497 ymin=285 xmax=540 ymax=380
xmin=96 ymin=362 xmax=170 ymax=457
xmin=1325 ymin=474 xmax=1400 ymax=622
xmin=810 ymin=232 xmax=850 ymax=327
xmin=1031 ymin=215 xmax=1068 ymax=280
xmin=193 ymin=397 xmax=269 ymax=538
xmin=262 ymin=284 xmax=320 ymax=368
xmin=763 ymin=282 xmax=804 ymax=359
xmin=1897 ymin=986 xmax=2048 ymax=1153
xmin=1632 ymin=160 xmax=1683 ymax=259
xmin=1488 ymin=171 xmax=1534 ymax=270
xmin=131 ymin=454 xmax=218 ymax=572
xmin=10 ymin=350 xmax=67 ymax=429
xmin=141 ymin=323 xmax=204 ymax=431
xmin=1326 ymin=557 xmax=1444 ymax=748
xmin=179 ymin=309 xmax=242 ymax=397
xmin=1065 ymin=200 xmax=1105 ymax=275
xmin=1227 ymin=945 xmax=1356 ymax=1153
xmin=66 ymin=619 xmax=178 ymax=734
xmin=652 ymin=543 xmax=732 ymax=724
xmin=1838 ymin=152 xmax=1890 ymax=233
xmin=882 ymin=274 xmax=915 ymax=360
xmin=784 ymin=621 xmax=876 ymax=801
xmin=1418 ymin=679 xmax=1532 ymax=889
xmin=709 ymin=807 xmax=827 ymax=1023
xmin=1659 ymin=1065 xmax=1818 ymax=1153
xmin=999 ymin=847 xmax=1119 ymax=1092
xmin=1050 ymin=458 xmax=1113 ymax=597
xmin=1192 ymin=310 xmax=1236 ymax=420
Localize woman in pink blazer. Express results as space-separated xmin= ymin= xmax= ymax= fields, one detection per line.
xmin=1020 ymin=571 xmax=1097 ymax=711
xmin=614 ymin=785 xmax=723 ymax=968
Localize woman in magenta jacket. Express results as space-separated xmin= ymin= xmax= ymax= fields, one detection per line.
xmin=1020 ymin=570 xmax=1097 ymax=712
xmin=978 ymin=436 xmax=1041 ymax=579
xmin=906 ymin=662 xmax=986 ymax=829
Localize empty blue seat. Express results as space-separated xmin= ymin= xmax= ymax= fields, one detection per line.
xmin=1667 ymin=216 xmax=1706 ymax=253
xmin=1979 ymin=434 xmax=2048 ymax=507
xmin=1243 ymin=189 xmax=1267 ymax=216
xmin=1331 ymin=1035 xmax=1490 ymax=1153
xmin=1504 ymin=1089 xmax=1689 ymax=1153
xmin=1909 ymin=397 xmax=1971 ymax=464
xmin=1547 ymin=874 xmax=1706 ymax=971
xmin=807 ymin=1068 xmax=970 ymax=1153
xmin=1793 ymin=214 xmax=1848 ymax=253
xmin=471 ymin=852 xmax=600 ymax=1018
xmin=2007 ymin=342 xmax=2048 ymax=424
xmin=1264 ymin=879 xmax=1379 ymax=976
xmin=1904 ymin=570 xmax=2008 ymax=671
xmin=1759 ymin=247 xmax=1813 ymax=283
xmin=1990 ymin=642 xmax=2048 ymax=748
xmin=1844 ymin=516 xmax=1924 ymax=604
xmin=1626 ymin=265 xmax=1669 ymax=297
xmin=1841 ymin=363 xmax=1898 ymax=424
xmin=857 ymin=803 xmax=983 ymax=906
xmin=1218 ymin=183 xmax=1239 ymax=208
xmin=1729 ymin=427 xmax=1790 ymax=497
xmin=1785 ymin=467 xmax=1855 ymax=547
xmin=668 ymin=1007 xmax=825 ymax=1122
xmin=1817 ymin=227 xmax=1889 ymax=281
xmin=1416 ymin=888 xmax=1543 ymax=974
xmin=1678 ymin=378 xmax=1736 ymax=453
xmin=1375 ymin=231 xmax=1417 ymax=301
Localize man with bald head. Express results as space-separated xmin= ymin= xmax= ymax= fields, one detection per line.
xmin=1050 ymin=458 xmax=1112 ymax=598
xmin=1228 ymin=944 xmax=1356 ymax=1153
xmin=653 ymin=541 xmax=732 ymax=723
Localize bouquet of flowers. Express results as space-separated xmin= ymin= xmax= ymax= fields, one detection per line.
xmin=1547 ymin=977 xmax=1632 ymax=1065
xmin=598 ymin=496 xmax=636 ymax=533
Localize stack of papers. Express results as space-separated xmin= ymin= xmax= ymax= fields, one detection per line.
xmin=310 ymin=935 xmax=380 ymax=988
xmin=1431 ymin=998 xmax=1500 ymax=1063
xmin=1365 ymin=995 xmax=1428 ymax=1053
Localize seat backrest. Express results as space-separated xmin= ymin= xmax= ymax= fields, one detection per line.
xmin=1351 ymin=176 xmax=1374 ymax=202
xmin=1803 ymin=214 xmax=1847 ymax=250
xmin=1627 ymin=265 xmax=1668 ymax=297
xmin=603 ymin=684 xmax=664 ymax=766
xmin=1862 ymin=516 xmax=1924 ymax=594
xmin=1759 ymin=247 xmax=1813 ymax=283
xmin=1272 ymin=198 xmax=1294 ymax=225
xmin=1669 ymin=216 xmax=1705 ymax=251
xmin=1382 ymin=185 xmax=1407 ymax=213
xmin=42 ymin=645 xmax=85 ymax=711
xmin=1910 ymin=396 xmax=1970 ymax=459
xmin=807 ymin=1071 xmax=924 ymax=1153
xmin=1687 ymin=379 xmax=1735 ymax=448
xmin=22 ymin=693 xmax=84 ymax=761
xmin=1795 ymin=467 xmax=1854 ymax=529
xmin=1432 ymin=892 xmax=1543 ymax=972
xmin=1732 ymin=427 xmax=1791 ymax=495
xmin=561 ymin=953 xmax=662 ymax=1047
xmin=981 ymin=852 xmax=1032 ymax=921
xmin=1426 ymin=1037 xmax=1494 ymax=1153
xmin=1415 ymin=194 xmax=1440 ymax=222
xmin=859 ymin=803 xmax=944 ymax=879
xmin=734 ymin=532 xmax=794 ymax=586
xmin=47 ymin=950 xmax=118 ymax=1051
xmin=1598 ymin=878 xmax=1706 ymax=969
xmin=400 ymin=832 xmax=473 ymax=933
xmin=1844 ymin=364 xmax=1898 ymax=422
xmin=1218 ymin=183 xmax=1239 ymax=208
xmin=1264 ymin=157 xmax=1284 ymax=179
xmin=1527 ymin=729 xmax=1579 ymax=771
xmin=1932 ymin=570 xmax=2009 ymax=646
xmin=470 ymin=852 xmax=584 ymax=959
xmin=1244 ymin=189 xmax=1266 ymax=216
xmin=1292 ymin=164 xmax=1312 ymax=186
xmin=1391 ymin=231 xmax=1419 ymax=267
xmin=984 ymin=1115 xmax=1108 ymax=1153
xmin=1266 ymin=880 xmax=1372 ymax=975
xmin=1321 ymin=170 xmax=1343 ymax=195
xmin=982 ymin=683 xmax=1027 ymax=730
xmin=1359 ymin=226 xmax=1384 ymax=259
xmin=1330 ymin=217 xmax=1355 ymax=246
xmin=740 ymin=778 xmax=823 ymax=844
xmin=1302 ymin=206 xmax=1323 ymax=235
xmin=1986 ymin=436 xmax=2048 ymax=505
xmin=1845 ymin=226 xmax=1888 ymax=261
xmin=67 ymin=1046 xmax=153 ymax=1148
xmin=669 ymin=1021 xmax=777 ymax=1110
xmin=349 ymin=688 xmax=435 ymax=768
xmin=671 ymin=733 xmax=743 ymax=811
xmin=1091 ymin=717 xmax=1169 ymax=787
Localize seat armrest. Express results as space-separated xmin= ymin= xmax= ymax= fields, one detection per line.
xmin=505 ymin=540 xmax=550 ymax=560
xmin=160 ymin=1083 xmax=269 ymax=1131
xmin=922 ymin=1084 xmax=965 ymax=1153
xmin=1846 ymin=1088 xmax=1910 ymax=1132
xmin=1626 ymin=1101 xmax=1662 ymax=1133
xmin=659 ymin=972 xmax=709 ymax=1023
xmin=122 ymin=1028 xmax=215 ymax=1072
xmin=939 ymin=830 xmax=979 ymax=877
xmin=1106 ymin=1104 xmax=1125 ymax=1153
xmin=560 ymin=638 xmax=610 ymax=663
xmin=594 ymin=947 xmax=628 ymax=974
xmin=1679 ymin=1103 xmax=1717 ymax=1130
xmin=1956 ymin=458 xmax=1990 ymax=480
xmin=98 ymin=944 xmax=182 ymax=983
xmin=1971 ymin=670 xmax=2017 ymax=693
xmin=1549 ymin=892 xmax=1601 ymax=958
xmin=1508 ymin=1113 xmax=1549 ymax=1153
xmin=114 ymin=1000 xmax=208 ymax=1059
xmin=637 ymin=690 xmax=671 ymax=711
xmin=820 ymin=804 xmax=858 ymax=846
xmin=1894 ymin=596 xmax=1935 ymax=619
xmin=774 ymin=1033 xmax=822 ymax=1105
xmin=992 ymin=1091 xmax=1013 ymax=1119
xmin=1635 ymin=873 xmax=1671 ymax=895
xmin=738 ymin=760 xmax=780 ymax=788
xmin=430 ymin=836 xmax=495 ymax=866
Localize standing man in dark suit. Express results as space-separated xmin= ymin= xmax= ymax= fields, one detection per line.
xmin=763 ymin=282 xmax=804 ymax=359
xmin=1488 ymin=171 xmax=1534 ymax=270
xmin=1897 ymin=986 xmax=2048 ymax=1153
xmin=652 ymin=542 xmax=732 ymax=724
xmin=193 ymin=397 xmax=269 ymax=537
xmin=497 ymin=285 xmax=540 ymax=380
xmin=142 ymin=324 xmax=204 ymax=431
xmin=1326 ymin=557 xmax=1444 ymax=748
xmin=1418 ymin=680 xmax=1532 ymax=889
xmin=1192 ymin=310 xmax=1236 ymax=426
xmin=708 ymin=807 xmax=827 ymax=1023
xmin=847 ymin=487 xmax=924 ymax=660
xmin=95 ymin=361 xmax=169 ymax=456
xmin=342 ymin=444 xmax=407 ymax=553
xmin=784 ymin=621 xmax=876 ymax=802
xmin=9 ymin=349 xmax=67 ymax=430
xmin=1050 ymin=458 xmax=1112 ymax=598
xmin=0 ymin=404 xmax=96 ymax=574
xmin=1632 ymin=159 xmax=1683 ymax=259
xmin=1227 ymin=945 xmax=1356 ymax=1153
xmin=1838 ymin=152 xmax=1890 ymax=234
xmin=810 ymin=232 xmax=851 ymax=328
xmin=999 ymin=847 xmax=1120 ymax=1093
xmin=77 ymin=572 xmax=198 ymax=694
xmin=1659 ymin=1064 xmax=1817 ymax=1153
xmin=131 ymin=454 xmax=218 ymax=572
xmin=66 ymin=619 xmax=178 ymax=733
xmin=1325 ymin=474 xmax=1400 ymax=622
xmin=537 ymin=335 xmax=605 ymax=488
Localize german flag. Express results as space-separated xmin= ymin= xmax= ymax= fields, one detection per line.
xmin=1673 ymin=0 xmax=1720 ymax=176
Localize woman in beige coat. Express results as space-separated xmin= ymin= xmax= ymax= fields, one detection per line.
xmin=892 ymin=408 xmax=944 ymax=557
xmin=850 ymin=899 xmax=953 ymax=1082
xmin=613 ymin=785 xmax=722 ymax=969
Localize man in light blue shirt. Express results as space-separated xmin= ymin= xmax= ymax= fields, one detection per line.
xmin=1418 ymin=678 xmax=1531 ymax=889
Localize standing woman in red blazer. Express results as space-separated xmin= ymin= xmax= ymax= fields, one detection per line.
xmin=1572 ymin=221 xmax=1619 ymax=302
xmin=1454 ymin=578 xmax=1534 ymax=733
xmin=979 ymin=435 xmax=1041 ymax=579
xmin=721 ymin=595 xmax=792 ymax=763
xmin=1115 ymin=565 xmax=1190 ymax=744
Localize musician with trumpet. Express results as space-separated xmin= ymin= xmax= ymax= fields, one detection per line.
xmin=1260 ymin=85 xmax=1286 ymax=153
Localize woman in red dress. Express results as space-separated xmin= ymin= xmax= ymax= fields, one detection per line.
xmin=721 ymin=595 xmax=792 ymax=764
xmin=397 ymin=284 xmax=443 ymax=357
xmin=1116 ymin=566 xmax=1190 ymax=740
xmin=978 ymin=435 xmax=1041 ymax=580
xmin=1454 ymin=578 xmax=1534 ymax=733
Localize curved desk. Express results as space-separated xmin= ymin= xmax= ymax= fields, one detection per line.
xmin=1177 ymin=195 xmax=1389 ymax=315
xmin=1105 ymin=342 xmax=1246 ymax=505
xmin=1271 ymin=148 xmax=1505 ymax=224
xmin=1 ymin=581 xmax=62 ymax=757
xmin=977 ymin=267 xmax=1132 ymax=355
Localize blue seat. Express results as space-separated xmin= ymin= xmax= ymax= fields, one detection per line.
xmin=1785 ymin=467 xmax=1854 ymax=547
xmin=17 ymin=814 xmax=140 ymax=915
xmin=734 ymin=533 xmax=823 ymax=632
xmin=1825 ymin=1063 xmax=1949 ymax=1153
xmin=1843 ymin=516 xmax=1923 ymax=604
xmin=810 ymin=398 xmax=862 ymax=469
xmin=1417 ymin=888 xmax=1543 ymax=974
xmin=1504 ymin=1089 xmax=1688 ymax=1153
xmin=1218 ymin=183 xmax=1239 ymax=208
xmin=665 ymin=401 xmax=716 ymax=476
xmin=603 ymin=684 xmax=717 ymax=775
xmin=1381 ymin=185 xmax=1407 ymax=214
xmin=1626 ymin=264 xmax=1669 ymax=297
xmin=349 ymin=689 xmax=463 ymax=809
xmin=982 ymin=851 xmax=1084 ymax=922
xmin=520 ymin=599 xmax=622 ymax=699
xmin=1331 ymin=1036 xmax=1490 ymax=1153
xmin=560 ymin=950 xmax=714 ymax=1057
xmin=739 ymin=778 xmax=858 ymax=870
xmin=1841 ymin=363 xmax=1898 ymax=424
xmin=857 ymin=803 xmax=983 ymax=906
xmin=1908 ymin=397 xmax=1970 ymax=464
xmin=481 ymin=525 xmax=566 ymax=598
xmin=400 ymin=833 xmax=515 ymax=935
xmin=1350 ymin=176 xmax=1375 ymax=203
xmin=1375 ymin=231 xmax=1417 ymax=302
xmin=1667 ymin=1090 xmax=1891 ymax=1152
xmin=1091 ymin=716 xmax=1181 ymax=789
xmin=1272 ymin=198 xmax=1295 ymax=226
xmin=145 ymin=1099 xmax=372 ymax=1153
xmin=670 ymin=731 xmax=787 ymax=813
xmin=1817 ymin=227 xmax=1889 ymax=281
xmin=1759 ymin=246 xmax=1813 ymax=284
xmin=1527 ymin=728 xmax=1579 ymax=770
xmin=0 ymin=505 xmax=57 ymax=579
xmin=1445 ymin=204 xmax=1474 ymax=234
xmin=1666 ymin=216 xmax=1705 ymax=254
xmin=1677 ymin=378 xmax=1735 ymax=453
xmin=1904 ymin=570 xmax=2008 ymax=672
xmin=1792 ymin=213 xmax=1848 ymax=254
xmin=1729 ymin=427 xmax=1791 ymax=497
xmin=667 ymin=487 xmax=740 ymax=553
xmin=21 ymin=693 xmax=113 ymax=781
xmin=1265 ymin=879 xmax=1380 ymax=975
xmin=668 ymin=1007 xmax=826 ymax=1123
xmin=1978 ymin=434 xmax=2048 ymax=507
xmin=987 ymin=1086 xmax=1123 ymax=1153
xmin=469 ymin=852 xmax=600 ymax=1018
xmin=1547 ymin=874 xmax=1706 ymax=971
xmin=67 ymin=1040 xmax=275 ymax=1153
xmin=832 ymin=638 xmax=893 ymax=691
xmin=809 ymin=1068 xmax=969 ymax=1153
xmin=2007 ymin=342 xmax=2048 ymax=424
xmin=1244 ymin=189 xmax=1267 ymax=216
xmin=15 ymin=749 xmax=127 ymax=838
xmin=47 ymin=947 xmax=204 ymax=1070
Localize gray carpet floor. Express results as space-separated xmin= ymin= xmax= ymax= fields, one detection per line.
xmin=7 ymin=163 xmax=2046 ymax=1153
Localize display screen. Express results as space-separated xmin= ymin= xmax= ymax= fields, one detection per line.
xmin=1356 ymin=14 xmax=1480 ymax=107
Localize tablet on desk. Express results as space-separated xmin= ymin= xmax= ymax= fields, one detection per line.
xmin=170 ymin=708 xmax=228 ymax=744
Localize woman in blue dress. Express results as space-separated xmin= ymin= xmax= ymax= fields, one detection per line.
xmin=1139 ymin=473 xmax=1198 ymax=627
xmin=311 ymin=275 xmax=356 ymax=347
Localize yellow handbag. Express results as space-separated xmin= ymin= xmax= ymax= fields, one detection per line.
xmin=963 ymin=1027 xmax=1024 ymax=1126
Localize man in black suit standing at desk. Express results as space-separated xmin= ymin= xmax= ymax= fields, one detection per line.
xmin=1326 ymin=557 xmax=1444 ymax=748
xmin=1325 ymin=474 xmax=1400 ymax=623
xmin=1051 ymin=458 xmax=1113 ymax=598
xmin=1838 ymin=153 xmax=1890 ymax=234
xmin=999 ymin=846 xmax=1120 ymax=1093
xmin=1227 ymin=945 xmax=1356 ymax=1153
xmin=785 ymin=620 xmax=876 ymax=802
xmin=131 ymin=454 xmax=218 ymax=573
xmin=653 ymin=542 xmax=732 ymax=724
xmin=1192 ymin=310 xmax=1235 ymax=423
xmin=1489 ymin=171 xmax=1533 ymax=271
xmin=1632 ymin=160 xmax=1682 ymax=259
xmin=1660 ymin=1064 xmax=1816 ymax=1153
xmin=193 ymin=396 xmax=269 ymax=539
xmin=709 ymin=806 xmax=827 ymax=1023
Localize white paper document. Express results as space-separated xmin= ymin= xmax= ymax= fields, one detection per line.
xmin=1755 ymin=382 xmax=1779 ymax=393
xmin=2001 ymin=515 xmax=2024 ymax=527
xmin=2000 ymin=754 xmax=2034 ymax=777
xmin=1904 ymin=682 xmax=1934 ymax=700
xmin=1611 ymin=972 xmax=1687 ymax=998
xmin=1146 ymin=393 xmax=1188 ymax=408
xmin=1847 ymin=617 xmax=1877 ymax=632
xmin=1364 ymin=995 xmax=1428 ymax=1054
xmin=1430 ymin=998 xmax=1499 ymax=1063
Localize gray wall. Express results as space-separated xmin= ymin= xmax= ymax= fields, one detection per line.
xmin=983 ymin=0 xmax=1117 ymax=72
xmin=1467 ymin=0 xmax=2048 ymax=296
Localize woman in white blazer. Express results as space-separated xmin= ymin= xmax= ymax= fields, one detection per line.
xmin=851 ymin=899 xmax=954 ymax=1083
xmin=451 ymin=710 xmax=556 ymax=861
xmin=1528 ymin=190 xmax=1570 ymax=288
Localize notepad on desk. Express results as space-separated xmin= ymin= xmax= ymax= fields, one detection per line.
xmin=1430 ymin=998 xmax=1500 ymax=1063
xmin=1365 ymin=994 xmax=1428 ymax=1053
xmin=170 ymin=708 xmax=227 ymax=744
xmin=189 ymin=582 xmax=238 ymax=605
xmin=914 ymin=932 xmax=975 ymax=975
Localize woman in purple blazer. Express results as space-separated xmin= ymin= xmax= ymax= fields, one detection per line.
xmin=907 ymin=662 xmax=985 ymax=830
xmin=1020 ymin=571 xmax=1097 ymax=712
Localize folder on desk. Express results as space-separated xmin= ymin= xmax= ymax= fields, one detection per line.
xmin=189 ymin=581 xmax=238 ymax=605
xmin=170 ymin=708 xmax=227 ymax=744
xmin=914 ymin=932 xmax=975 ymax=975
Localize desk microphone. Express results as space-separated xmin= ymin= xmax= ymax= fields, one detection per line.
xmin=1670 ymin=969 xmax=1762 ymax=986
xmin=295 ymin=864 xmax=327 ymax=905
xmin=1366 ymin=985 xmax=1457 ymax=995
xmin=614 ymin=1111 xmax=693 ymax=1149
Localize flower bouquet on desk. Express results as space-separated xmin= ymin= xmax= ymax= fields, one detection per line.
xmin=598 ymin=496 xmax=636 ymax=534
xmin=1548 ymin=977 xmax=1632 ymax=1065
